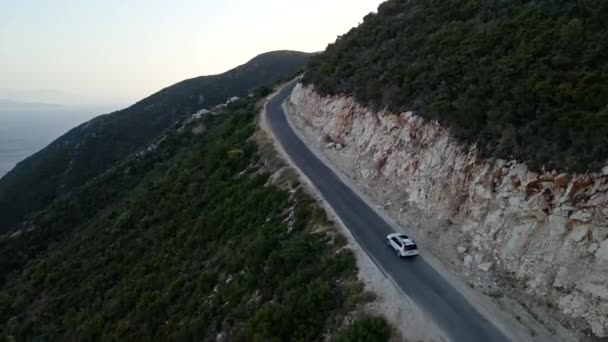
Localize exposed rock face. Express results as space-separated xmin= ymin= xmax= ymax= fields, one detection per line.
xmin=287 ymin=83 xmax=608 ymax=338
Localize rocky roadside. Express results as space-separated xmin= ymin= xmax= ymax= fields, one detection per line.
xmin=284 ymin=82 xmax=606 ymax=341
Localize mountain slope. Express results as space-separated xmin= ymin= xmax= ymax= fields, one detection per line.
xmin=0 ymin=50 xmax=309 ymax=232
xmin=303 ymin=1 xmax=608 ymax=172
xmin=0 ymin=94 xmax=391 ymax=341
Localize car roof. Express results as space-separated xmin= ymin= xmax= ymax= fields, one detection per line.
xmin=388 ymin=233 xmax=413 ymax=241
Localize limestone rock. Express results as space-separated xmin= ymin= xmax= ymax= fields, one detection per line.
xmin=589 ymin=243 xmax=600 ymax=254
xmin=463 ymin=254 xmax=473 ymax=266
xmin=287 ymin=82 xmax=608 ymax=338
xmin=569 ymin=224 xmax=589 ymax=243
xmin=478 ymin=261 xmax=493 ymax=272
xmin=596 ymin=240 xmax=608 ymax=262
xmin=473 ymin=253 xmax=484 ymax=264
xmin=570 ymin=210 xmax=593 ymax=223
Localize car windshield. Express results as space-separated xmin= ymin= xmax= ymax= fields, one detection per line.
xmin=404 ymin=243 xmax=417 ymax=251
xmin=398 ymin=234 xmax=409 ymax=239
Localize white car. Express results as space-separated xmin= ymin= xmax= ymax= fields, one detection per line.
xmin=387 ymin=233 xmax=419 ymax=257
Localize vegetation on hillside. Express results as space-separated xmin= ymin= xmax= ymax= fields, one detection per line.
xmin=0 ymin=97 xmax=390 ymax=341
xmin=303 ymin=0 xmax=608 ymax=172
xmin=0 ymin=50 xmax=310 ymax=233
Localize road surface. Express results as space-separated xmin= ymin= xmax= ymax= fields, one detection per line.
xmin=265 ymin=82 xmax=510 ymax=342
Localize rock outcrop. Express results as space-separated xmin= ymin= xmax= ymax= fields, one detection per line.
xmin=287 ymin=83 xmax=608 ymax=338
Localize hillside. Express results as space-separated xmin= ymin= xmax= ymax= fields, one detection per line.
xmin=0 ymin=94 xmax=391 ymax=341
xmin=303 ymin=0 xmax=608 ymax=172
xmin=0 ymin=50 xmax=310 ymax=233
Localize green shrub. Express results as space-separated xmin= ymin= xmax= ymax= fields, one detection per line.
xmin=335 ymin=317 xmax=392 ymax=342
xmin=304 ymin=0 xmax=608 ymax=172
xmin=0 ymin=96 xmax=390 ymax=341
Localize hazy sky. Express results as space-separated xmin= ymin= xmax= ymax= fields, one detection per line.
xmin=0 ymin=0 xmax=383 ymax=106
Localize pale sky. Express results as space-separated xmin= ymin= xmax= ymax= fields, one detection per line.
xmin=0 ymin=0 xmax=383 ymax=106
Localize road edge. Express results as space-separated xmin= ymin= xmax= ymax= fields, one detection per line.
xmin=260 ymin=80 xmax=449 ymax=342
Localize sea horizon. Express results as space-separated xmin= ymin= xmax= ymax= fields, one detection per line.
xmin=0 ymin=104 xmax=118 ymax=178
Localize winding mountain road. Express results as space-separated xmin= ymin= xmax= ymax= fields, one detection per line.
xmin=265 ymin=81 xmax=510 ymax=342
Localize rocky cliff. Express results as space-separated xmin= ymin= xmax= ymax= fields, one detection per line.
xmin=286 ymin=83 xmax=608 ymax=338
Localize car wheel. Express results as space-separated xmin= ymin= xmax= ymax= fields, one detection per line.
xmin=396 ymin=250 xmax=401 ymax=258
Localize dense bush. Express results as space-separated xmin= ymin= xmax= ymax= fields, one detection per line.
xmin=335 ymin=317 xmax=392 ymax=342
xmin=0 ymin=98 xmax=389 ymax=341
xmin=303 ymin=0 xmax=608 ymax=172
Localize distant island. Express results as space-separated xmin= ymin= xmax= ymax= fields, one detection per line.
xmin=0 ymin=99 xmax=63 ymax=110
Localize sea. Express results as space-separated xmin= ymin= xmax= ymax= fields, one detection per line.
xmin=0 ymin=104 xmax=118 ymax=178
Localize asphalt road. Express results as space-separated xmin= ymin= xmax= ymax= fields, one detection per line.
xmin=265 ymin=82 xmax=511 ymax=342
